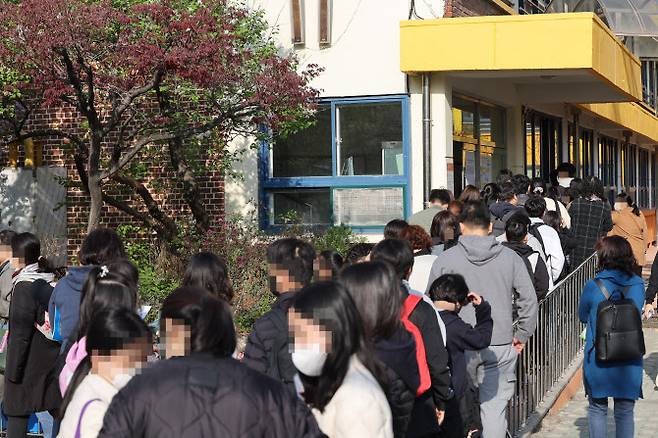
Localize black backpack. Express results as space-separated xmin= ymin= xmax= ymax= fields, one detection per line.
xmin=594 ymin=279 xmax=645 ymax=363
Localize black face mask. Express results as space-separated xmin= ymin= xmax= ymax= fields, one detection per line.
xmin=269 ymin=276 xmax=278 ymax=294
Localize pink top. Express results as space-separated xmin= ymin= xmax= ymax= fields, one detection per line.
xmin=59 ymin=336 xmax=87 ymax=396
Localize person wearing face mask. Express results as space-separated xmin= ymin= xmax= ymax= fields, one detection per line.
xmin=4 ymin=233 xmax=60 ymax=438
xmin=429 ymin=274 xmax=492 ymax=438
xmin=553 ymin=162 xmax=576 ymax=204
xmin=99 ymin=287 xmax=324 ymax=437
xmin=243 ymin=238 xmax=315 ymax=391
xmin=609 ymin=193 xmax=649 ymax=276
xmin=289 ymin=281 xmax=393 ymax=438
xmin=58 ymin=307 xmax=151 ymax=438
xmin=57 ymin=260 xmax=139 ymax=397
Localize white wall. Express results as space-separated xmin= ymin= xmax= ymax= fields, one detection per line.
xmin=250 ymin=0 xmax=414 ymax=97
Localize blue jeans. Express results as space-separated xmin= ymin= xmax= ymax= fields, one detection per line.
xmin=588 ymin=397 xmax=635 ymax=438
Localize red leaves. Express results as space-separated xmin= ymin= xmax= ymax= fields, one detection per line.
xmin=0 ymin=0 xmax=320 ymax=137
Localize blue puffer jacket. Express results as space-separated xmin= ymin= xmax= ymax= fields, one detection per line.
xmin=48 ymin=265 xmax=94 ymax=351
xmin=578 ymin=269 xmax=644 ymax=400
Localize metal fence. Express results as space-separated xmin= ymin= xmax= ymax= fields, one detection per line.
xmin=507 ymin=252 xmax=598 ymax=437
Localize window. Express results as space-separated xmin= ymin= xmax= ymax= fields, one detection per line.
xmin=452 ymin=95 xmax=506 ymax=194
xmin=639 ymin=148 xmax=650 ymax=208
xmin=523 ymin=111 xmax=561 ymax=180
xmin=261 ymin=96 xmax=409 ymax=229
xmin=598 ymin=135 xmax=618 ymax=204
xmin=641 ymin=59 xmax=658 ymax=114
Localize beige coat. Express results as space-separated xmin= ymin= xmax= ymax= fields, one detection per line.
xmin=609 ymin=207 xmax=649 ymax=266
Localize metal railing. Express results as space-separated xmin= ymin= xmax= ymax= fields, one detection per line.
xmin=507 ymin=252 xmax=598 ymax=437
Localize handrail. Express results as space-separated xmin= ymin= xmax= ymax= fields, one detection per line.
xmin=506 ymin=252 xmax=598 ymax=437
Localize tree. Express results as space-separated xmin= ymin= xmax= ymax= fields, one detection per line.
xmin=0 ymin=0 xmax=319 ymax=240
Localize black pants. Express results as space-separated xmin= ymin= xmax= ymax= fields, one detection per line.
xmin=6 ymin=415 xmax=29 ymax=438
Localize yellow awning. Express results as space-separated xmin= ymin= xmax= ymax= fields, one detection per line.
xmin=578 ymin=102 xmax=658 ymax=145
xmin=400 ymin=13 xmax=642 ymax=104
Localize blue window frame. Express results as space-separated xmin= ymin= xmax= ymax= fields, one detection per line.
xmin=259 ymin=94 xmax=411 ymax=232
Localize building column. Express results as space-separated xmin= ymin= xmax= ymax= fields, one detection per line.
xmin=430 ymin=73 xmax=452 ymax=192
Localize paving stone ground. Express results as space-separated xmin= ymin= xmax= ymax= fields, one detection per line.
xmin=531 ymin=327 xmax=658 ymax=438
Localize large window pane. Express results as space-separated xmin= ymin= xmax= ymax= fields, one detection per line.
xmin=453 ymin=97 xmax=476 ymax=139
xmin=333 ymin=187 xmax=404 ymax=226
xmin=269 ymin=189 xmax=331 ymax=225
xmin=273 ymin=106 xmax=332 ymax=177
xmin=338 ymin=103 xmax=403 ymax=176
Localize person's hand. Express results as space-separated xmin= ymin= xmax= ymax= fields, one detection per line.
xmin=435 ymin=409 xmax=445 ymax=425
xmin=512 ymin=337 xmax=525 ymax=354
xmin=468 ymin=292 xmax=482 ymax=306
xmin=643 ymin=304 xmax=654 ymax=320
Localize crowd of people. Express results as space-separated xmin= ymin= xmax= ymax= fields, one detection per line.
xmin=0 ymin=163 xmax=652 ymax=438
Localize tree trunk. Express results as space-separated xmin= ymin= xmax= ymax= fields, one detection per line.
xmin=86 ymin=172 xmax=102 ymax=233
xmin=167 ymin=137 xmax=210 ymax=234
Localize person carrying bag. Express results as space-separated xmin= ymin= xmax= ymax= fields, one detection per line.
xmin=578 ymin=236 xmax=645 ymax=438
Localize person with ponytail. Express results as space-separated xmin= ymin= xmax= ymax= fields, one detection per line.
xmin=49 ymin=228 xmax=126 ymax=353
xmin=339 ymin=262 xmax=418 ymax=438
xmin=58 ymin=259 xmax=139 ymax=396
xmin=289 ymin=281 xmax=393 ymax=438
xmin=610 ymin=193 xmax=649 ymax=275
xmin=4 ymin=233 xmax=60 ymax=438
xmin=99 ymin=287 xmax=324 ymax=437
xmin=58 ymin=307 xmax=151 ymax=438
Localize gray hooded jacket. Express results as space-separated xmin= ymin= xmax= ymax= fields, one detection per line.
xmin=429 ymin=235 xmax=538 ymax=345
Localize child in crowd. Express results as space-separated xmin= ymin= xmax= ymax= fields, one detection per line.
xmin=429 ymin=274 xmax=493 ymax=438
xmin=182 ymin=252 xmax=234 ymax=303
xmin=314 ymin=250 xmax=344 ymax=281
xmin=243 ymin=238 xmax=315 ymax=390
xmin=344 ymin=243 xmax=375 ymax=265
xmin=58 ymin=307 xmax=151 ymax=438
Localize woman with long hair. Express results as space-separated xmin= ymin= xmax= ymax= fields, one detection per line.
xmin=99 ymin=287 xmax=324 ymax=437
xmin=58 ymin=259 xmax=139 ymax=396
xmin=58 ymin=307 xmax=151 ymax=438
xmin=182 ymin=252 xmax=234 ymax=303
xmin=458 ymin=185 xmax=480 ymax=203
xmin=4 ymin=233 xmax=60 ymax=438
xmin=430 ymin=210 xmax=460 ymax=256
xmin=290 ymin=281 xmax=393 ymax=438
xmin=339 ymin=262 xmax=419 ymax=438
xmin=609 ymin=193 xmax=649 ymax=275
xmin=579 ymin=236 xmax=644 ymax=438
xmin=49 ymin=228 xmax=126 ymax=352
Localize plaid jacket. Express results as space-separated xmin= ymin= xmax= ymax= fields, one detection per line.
xmin=568 ymin=197 xmax=613 ymax=267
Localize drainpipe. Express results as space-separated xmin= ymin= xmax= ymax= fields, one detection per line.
xmin=422 ymin=73 xmax=431 ymax=208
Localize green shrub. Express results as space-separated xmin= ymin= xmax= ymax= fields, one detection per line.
xmin=118 ymin=218 xmax=367 ymax=332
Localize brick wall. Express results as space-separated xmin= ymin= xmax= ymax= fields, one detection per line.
xmin=445 ymin=0 xmax=511 ymax=17
xmin=4 ymin=105 xmax=225 ymax=262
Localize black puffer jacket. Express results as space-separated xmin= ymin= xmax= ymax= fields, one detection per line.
xmin=99 ymin=353 xmax=326 ymax=438
xmin=374 ymin=327 xmax=419 ymax=438
xmin=243 ymin=292 xmax=297 ymax=390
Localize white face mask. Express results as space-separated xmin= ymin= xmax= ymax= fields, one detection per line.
xmin=291 ymin=345 xmax=328 ymax=377
xmin=557 ymin=177 xmax=573 ymax=188
xmin=111 ymin=373 xmax=133 ymax=390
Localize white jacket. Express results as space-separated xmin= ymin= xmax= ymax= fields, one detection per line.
xmin=545 ymin=197 xmax=571 ymax=229
xmin=529 ymin=218 xmax=565 ymax=283
xmin=58 ymin=374 xmax=121 ymax=438
xmin=312 ymin=356 xmax=393 ymax=438
xmin=408 ymin=254 xmax=437 ymax=294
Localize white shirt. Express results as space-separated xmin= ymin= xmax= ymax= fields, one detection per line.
xmin=529 ymin=217 xmax=565 ymax=283
xmin=408 ymin=254 xmax=438 ymax=294
xmin=312 ymin=356 xmax=393 ymax=438
xmin=58 ymin=374 xmax=122 ymax=438
xmin=544 ymin=197 xmax=571 ymax=229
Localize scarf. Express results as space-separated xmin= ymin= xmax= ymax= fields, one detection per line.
xmin=12 ymin=262 xmax=54 ymax=286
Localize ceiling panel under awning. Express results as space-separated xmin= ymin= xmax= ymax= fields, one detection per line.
xmin=547 ymin=0 xmax=658 ymax=37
